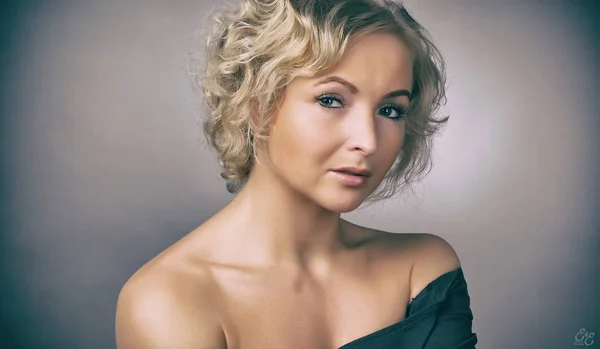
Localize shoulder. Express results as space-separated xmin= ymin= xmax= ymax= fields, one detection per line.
xmin=404 ymin=233 xmax=462 ymax=300
xmin=368 ymin=231 xmax=461 ymax=300
xmin=115 ymin=260 xmax=226 ymax=349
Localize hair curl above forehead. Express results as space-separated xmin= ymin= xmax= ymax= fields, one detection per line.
xmin=187 ymin=0 xmax=448 ymax=200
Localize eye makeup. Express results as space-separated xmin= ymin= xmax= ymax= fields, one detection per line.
xmin=313 ymin=91 xmax=408 ymax=122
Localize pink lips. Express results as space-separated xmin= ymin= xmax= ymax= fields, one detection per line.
xmin=331 ymin=167 xmax=372 ymax=187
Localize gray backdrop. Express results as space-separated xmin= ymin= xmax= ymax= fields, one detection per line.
xmin=1 ymin=1 xmax=598 ymax=348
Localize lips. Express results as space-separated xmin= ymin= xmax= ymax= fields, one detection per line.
xmin=334 ymin=170 xmax=368 ymax=176
xmin=332 ymin=167 xmax=372 ymax=177
xmin=330 ymin=167 xmax=372 ymax=187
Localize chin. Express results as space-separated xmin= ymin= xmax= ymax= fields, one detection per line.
xmin=317 ymin=192 xmax=369 ymax=213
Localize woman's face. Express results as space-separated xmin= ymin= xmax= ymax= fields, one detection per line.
xmin=265 ymin=32 xmax=413 ymax=212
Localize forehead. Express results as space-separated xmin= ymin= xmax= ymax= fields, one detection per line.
xmin=285 ymin=32 xmax=414 ymax=99
xmin=331 ymin=33 xmax=413 ymax=92
xmin=293 ymin=33 xmax=412 ymax=95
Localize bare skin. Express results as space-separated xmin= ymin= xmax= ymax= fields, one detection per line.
xmin=115 ymin=32 xmax=461 ymax=349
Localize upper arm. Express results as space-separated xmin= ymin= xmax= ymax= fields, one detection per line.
xmin=408 ymin=234 xmax=477 ymax=348
xmin=409 ymin=233 xmax=462 ymax=300
xmin=115 ymin=272 xmax=226 ymax=349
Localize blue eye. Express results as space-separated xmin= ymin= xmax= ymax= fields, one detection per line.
xmin=316 ymin=95 xmax=344 ymax=108
xmin=379 ymin=104 xmax=407 ymax=120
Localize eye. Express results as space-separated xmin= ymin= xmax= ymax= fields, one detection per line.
xmin=316 ymin=94 xmax=344 ymax=109
xmin=379 ymin=104 xmax=408 ymax=121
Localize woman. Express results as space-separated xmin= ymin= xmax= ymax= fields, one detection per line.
xmin=116 ymin=0 xmax=477 ymax=348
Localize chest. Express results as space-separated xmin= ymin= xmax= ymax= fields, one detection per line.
xmin=216 ymin=270 xmax=411 ymax=349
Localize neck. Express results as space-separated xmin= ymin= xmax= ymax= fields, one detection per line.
xmin=225 ymin=164 xmax=345 ymax=269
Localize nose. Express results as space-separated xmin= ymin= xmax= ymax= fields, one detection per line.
xmin=345 ymin=108 xmax=378 ymax=156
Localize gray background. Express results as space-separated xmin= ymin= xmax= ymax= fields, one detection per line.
xmin=1 ymin=1 xmax=598 ymax=348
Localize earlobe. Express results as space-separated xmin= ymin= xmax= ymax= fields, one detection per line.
xmin=250 ymin=99 xmax=278 ymax=134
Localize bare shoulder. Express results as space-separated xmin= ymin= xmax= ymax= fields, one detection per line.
xmin=366 ymin=230 xmax=461 ymax=300
xmin=402 ymin=233 xmax=461 ymax=296
xmin=115 ymin=259 xmax=226 ymax=349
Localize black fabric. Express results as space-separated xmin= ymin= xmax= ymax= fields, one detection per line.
xmin=338 ymin=267 xmax=477 ymax=349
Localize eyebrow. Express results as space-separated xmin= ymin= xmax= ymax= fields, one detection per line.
xmin=313 ymin=75 xmax=412 ymax=101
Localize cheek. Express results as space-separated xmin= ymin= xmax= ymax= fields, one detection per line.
xmin=377 ymin=125 xmax=405 ymax=168
xmin=269 ymin=104 xmax=334 ymax=165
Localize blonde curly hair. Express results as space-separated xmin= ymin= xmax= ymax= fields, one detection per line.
xmin=187 ymin=0 xmax=449 ymax=201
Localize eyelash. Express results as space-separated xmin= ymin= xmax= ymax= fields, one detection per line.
xmin=314 ymin=93 xmax=408 ymax=121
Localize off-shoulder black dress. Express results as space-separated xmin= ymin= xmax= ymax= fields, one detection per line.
xmin=338 ymin=267 xmax=477 ymax=349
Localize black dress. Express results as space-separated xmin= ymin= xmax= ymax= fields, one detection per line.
xmin=338 ymin=267 xmax=477 ymax=349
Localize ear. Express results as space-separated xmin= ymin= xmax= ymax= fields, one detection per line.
xmin=248 ymin=99 xmax=260 ymax=131
xmin=251 ymin=97 xmax=280 ymax=134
